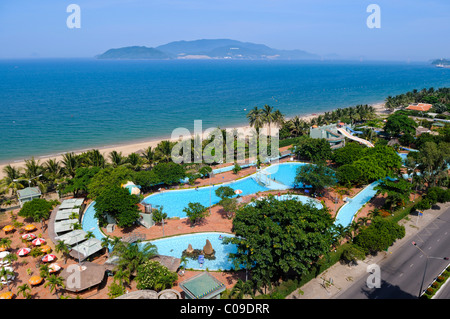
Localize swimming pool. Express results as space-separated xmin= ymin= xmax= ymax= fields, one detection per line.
xmin=144 ymin=232 xmax=238 ymax=270
xmin=334 ymin=181 xmax=379 ymax=227
xmin=142 ymin=162 xmax=309 ymax=218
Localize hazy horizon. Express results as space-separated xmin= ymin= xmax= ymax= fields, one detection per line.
xmin=0 ymin=0 xmax=449 ymax=61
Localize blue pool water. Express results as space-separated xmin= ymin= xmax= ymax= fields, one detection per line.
xmin=264 ymin=162 xmax=309 ymax=188
xmin=142 ymin=176 xmax=269 ymax=218
xmin=334 ymin=181 xmax=379 ymax=227
xmin=142 ymin=162 xmax=309 ymax=218
xmin=145 ymin=232 xmax=238 ymax=270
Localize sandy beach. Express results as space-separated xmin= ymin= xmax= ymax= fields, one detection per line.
xmin=0 ymin=102 xmax=386 ymax=179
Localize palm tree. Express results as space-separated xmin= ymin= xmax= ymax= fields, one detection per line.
xmin=39 ymin=263 xmax=50 ymax=278
xmin=111 ymin=241 xmax=157 ymax=281
xmin=142 ymin=146 xmax=155 ymax=167
xmin=85 ymin=231 xmax=95 ymax=240
xmin=54 ymin=240 xmax=70 ymax=264
xmin=0 ymin=266 xmax=15 ymax=291
xmin=44 ymin=274 xmax=65 ymax=298
xmin=43 ymin=158 xmax=62 ymax=190
xmin=86 ymin=149 xmax=106 ymax=168
xmin=23 ymin=157 xmax=44 ymax=185
xmin=109 ymin=150 xmax=124 ymax=168
xmin=261 ymin=104 xmax=276 ymax=136
xmin=154 ymin=140 xmax=174 ymax=163
xmin=0 ymin=165 xmax=26 ymax=196
xmin=0 ymin=237 xmax=12 ymax=250
xmin=126 ymin=152 xmax=142 ymax=170
xmin=61 ymin=152 xmax=79 ymax=178
xmin=3 ymin=250 xmax=18 ymax=266
xmin=246 ymin=106 xmax=264 ymax=133
xmin=17 ymin=283 xmax=32 ymax=299
xmin=230 ymin=279 xmax=254 ymax=299
xmin=101 ymin=235 xmax=112 ymax=257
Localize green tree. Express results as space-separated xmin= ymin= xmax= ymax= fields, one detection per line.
xmin=383 ymin=114 xmax=417 ymax=137
xmin=294 ymin=164 xmax=337 ymax=193
xmin=87 ymin=166 xmax=135 ymax=199
xmin=54 ymin=240 xmax=70 ymax=264
xmin=374 ymin=178 xmax=412 ymax=211
xmin=94 ymin=185 xmax=141 ymax=228
xmin=44 ymin=274 xmax=65 ymax=298
xmin=353 ymin=217 xmax=405 ymax=255
xmin=215 ymin=186 xmax=236 ymax=200
xmin=224 ymin=197 xmax=334 ymax=291
xmin=111 ymin=241 xmax=157 ymax=283
xmin=183 ymin=202 xmax=208 ymax=225
xmin=18 ymin=198 xmax=57 ymax=221
xmin=152 ymin=162 xmax=186 ymax=185
xmin=17 ymin=283 xmax=32 ymax=299
xmin=293 ymin=136 xmax=332 ymax=163
xmin=221 ymin=197 xmax=239 ymax=218
xmin=0 ymin=165 xmax=26 ymax=196
xmin=136 ymin=260 xmax=178 ymax=291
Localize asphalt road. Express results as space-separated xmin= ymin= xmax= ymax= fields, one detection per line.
xmin=337 ymin=205 xmax=450 ymax=299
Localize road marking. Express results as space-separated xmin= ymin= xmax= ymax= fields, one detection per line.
xmin=419 ymin=254 xmax=423 ymax=258
xmin=410 ymin=264 xmax=414 ymax=268
xmin=428 ymin=246 xmax=432 ymax=250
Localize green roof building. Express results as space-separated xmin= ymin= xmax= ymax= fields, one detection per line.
xmin=179 ymin=272 xmax=226 ymax=299
xmin=17 ymin=186 xmax=41 ymax=207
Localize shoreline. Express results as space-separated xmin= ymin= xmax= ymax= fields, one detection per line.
xmin=0 ymin=101 xmax=386 ymax=179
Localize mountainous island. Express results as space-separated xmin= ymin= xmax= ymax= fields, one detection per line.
xmin=96 ymin=39 xmax=320 ymax=60
xmin=431 ymin=58 xmax=450 ymax=67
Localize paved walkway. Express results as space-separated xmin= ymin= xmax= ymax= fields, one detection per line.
xmin=287 ymin=202 xmax=450 ymax=299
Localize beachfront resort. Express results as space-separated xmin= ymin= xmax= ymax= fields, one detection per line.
xmin=1 ymin=87 xmax=450 ymax=300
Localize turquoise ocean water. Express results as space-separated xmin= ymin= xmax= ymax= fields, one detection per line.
xmin=1 ymin=59 xmax=449 ymax=163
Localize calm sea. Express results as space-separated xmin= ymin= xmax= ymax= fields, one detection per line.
xmin=1 ymin=59 xmax=449 ymax=163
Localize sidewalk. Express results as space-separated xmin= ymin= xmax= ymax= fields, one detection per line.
xmin=286 ymin=202 xmax=450 ymax=299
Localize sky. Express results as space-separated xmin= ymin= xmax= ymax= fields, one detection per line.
xmin=0 ymin=0 xmax=449 ymax=60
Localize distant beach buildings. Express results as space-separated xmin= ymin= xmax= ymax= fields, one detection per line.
xmin=406 ymin=103 xmax=433 ymax=112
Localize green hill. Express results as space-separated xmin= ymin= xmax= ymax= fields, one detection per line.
xmin=96 ymin=39 xmax=320 ymax=60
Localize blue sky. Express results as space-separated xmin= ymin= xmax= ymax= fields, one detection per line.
xmin=0 ymin=0 xmax=449 ymax=60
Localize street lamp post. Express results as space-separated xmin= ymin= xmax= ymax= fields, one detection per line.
xmin=412 ymin=241 xmax=449 ymax=298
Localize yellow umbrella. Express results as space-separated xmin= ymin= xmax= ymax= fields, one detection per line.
xmin=2 ymin=225 xmax=14 ymax=232
xmin=0 ymin=245 xmax=8 ymax=252
xmin=28 ymin=275 xmax=43 ymax=286
xmin=23 ymin=224 xmax=36 ymax=232
xmin=0 ymin=291 xmax=14 ymax=299
xmin=39 ymin=245 xmax=52 ymax=253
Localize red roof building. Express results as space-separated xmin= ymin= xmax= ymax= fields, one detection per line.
xmin=406 ymin=103 xmax=432 ymax=112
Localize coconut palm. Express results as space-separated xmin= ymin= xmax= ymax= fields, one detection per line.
xmin=0 ymin=165 xmax=26 ymax=196
xmin=0 ymin=266 xmax=15 ymax=291
xmin=23 ymin=157 xmax=44 ymax=185
xmin=125 ymin=152 xmax=142 ymax=170
xmin=111 ymin=241 xmax=157 ymax=281
xmin=0 ymin=237 xmax=12 ymax=250
xmin=246 ymin=106 xmax=264 ymax=133
xmin=61 ymin=152 xmax=79 ymax=178
xmin=154 ymin=140 xmax=174 ymax=163
xmin=17 ymin=283 xmax=32 ymax=299
xmin=86 ymin=149 xmax=106 ymax=168
xmin=109 ymin=150 xmax=124 ymax=168
xmin=43 ymin=158 xmax=62 ymax=190
xmin=54 ymin=240 xmax=70 ymax=264
xmin=141 ymin=146 xmax=155 ymax=167
xmin=44 ymin=274 xmax=65 ymax=298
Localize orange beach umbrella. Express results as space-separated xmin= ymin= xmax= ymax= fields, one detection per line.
xmin=2 ymin=225 xmax=14 ymax=232
xmin=39 ymin=245 xmax=52 ymax=253
xmin=28 ymin=275 xmax=43 ymax=286
xmin=23 ymin=224 xmax=36 ymax=232
xmin=0 ymin=291 xmax=14 ymax=299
